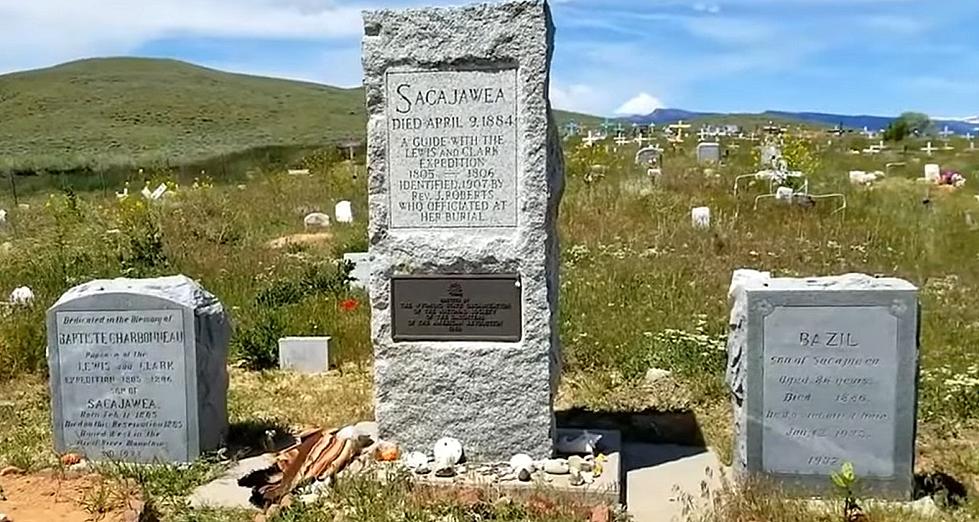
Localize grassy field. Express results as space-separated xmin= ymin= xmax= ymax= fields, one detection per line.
xmin=0 ymin=57 xmax=602 ymax=177
xmin=2 ymin=129 xmax=979 ymax=520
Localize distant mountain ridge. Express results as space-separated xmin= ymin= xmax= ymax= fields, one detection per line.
xmin=623 ymin=108 xmax=979 ymax=135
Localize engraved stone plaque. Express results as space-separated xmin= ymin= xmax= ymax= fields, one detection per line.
xmin=761 ymin=306 xmax=898 ymax=477
xmin=55 ymin=309 xmax=190 ymax=462
xmin=386 ymin=68 xmax=519 ymax=229
xmin=48 ymin=275 xmax=230 ymax=463
xmin=391 ymin=275 xmax=522 ymax=342
xmin=729 ymin=273 xmax=918 ymax=499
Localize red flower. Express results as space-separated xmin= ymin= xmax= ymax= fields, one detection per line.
xmin=340 ymin=298 xmax=359 ymax=312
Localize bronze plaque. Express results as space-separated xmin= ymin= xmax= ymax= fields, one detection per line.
xmin=391 ymin=275 xmax=522 ymax=342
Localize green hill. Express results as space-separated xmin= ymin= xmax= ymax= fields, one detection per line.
xmin=0 ymin=57 xmax=600 ymax=173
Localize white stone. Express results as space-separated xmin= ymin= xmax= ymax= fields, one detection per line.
xmin=47 ymin=275 xmax=230 ymax=463
xmin=644 ymin=367 xmax=672 ymax=384
xmin=541 ymin=458 xmax=569 ymax=475
xmin=303 ymin=212 xmax=330 ymax=230
xmin=433 ymin=437 xmax=463 ymax=467
xmin=364 ymin=0 xmax=562 ymax=460
xmin=691 ymin=207 xmax=710 ymax=229
xmin=402 ymin=451 xmax=429 ymax=472
xmin=508 ymin=453 xmax=536 ymax=474
xmin=335 ymin=201 xmax=353 ymax=223
xmin=849 ymin=170 xmax=884 ymax=185
xmin=9 ymin=286 xmax=34 ymax=305
xmin=924 ymin=164 xmax=941 ymax=182
xmin=0 ymin=209 xmax=6 ymax=224
xmin=278 ymin=337 xmax=330 ymax=374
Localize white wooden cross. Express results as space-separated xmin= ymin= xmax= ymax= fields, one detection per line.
xmin=667 ymin=120 xmax=692 ymax=141
xmin=633 ymin=134 xmax=651 ymax=146
xmin=582 ymin=130 xmax=603 ymax=147
xmin=967 ymin=133 xmax=975 ymax=151
xmin=614 ymin=135 xmax=630 ymax=146
xmin=920 ymin=141 xmax=937 ymax=156
xmin=939 ymin=126 xmax=955 ymax=139
xmin=862 ymin=126 xmax=876 ymax=139
xmin=697 ymin=127 xmax=711 ymax=141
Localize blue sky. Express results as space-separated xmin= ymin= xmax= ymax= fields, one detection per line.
xmin=0 ymin=0 xmax=976 ymax=118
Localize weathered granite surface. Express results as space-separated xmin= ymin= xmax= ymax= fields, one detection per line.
xmin=47 ymin=275 xmax=230 ymax=462
xmin=363 ymin=1 xmax=563 ymax=459
xmin=726 ymin=271 xmax=918 ymax=499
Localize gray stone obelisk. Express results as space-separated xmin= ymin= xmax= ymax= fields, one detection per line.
xmin=362 ymin=0 xmax=563 ymax=460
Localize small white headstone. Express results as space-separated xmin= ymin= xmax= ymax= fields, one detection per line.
xmin=692 ymin=207 xmax=711 ymax=229
xmin=696 ymin=142 xmax=721 ymax=164
xmin=775 ymin=186 xmax=794 ymax=201
xmin=924 ymin=164 xmax=941 ymax=182
xmin=278 ymin=337 xmax=331 ymax=374
xmin=335 ymin=201 xmax=354 ymax=223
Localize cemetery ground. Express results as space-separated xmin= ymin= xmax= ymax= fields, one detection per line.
xmin=2 ymin=137 xmax=979 ymax=521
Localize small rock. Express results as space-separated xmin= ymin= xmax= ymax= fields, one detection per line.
xmin=455 ymin=464 xmax=467 ymax=474
xmin=644 ymin=367 xmax=672 ymax=384
xmin=0 ymin=466 xmax=24 ymax=477
xmin=415 ymin=465 xmax=431 ymax=475
xmin=582 ymin=471 xmax=595 ymax=484
xmin=69 ymin=460 xmax=91 ymax=472
xmin=0 ymin=513 xmax=12 ymax=522
xmin=542 ymin=458 xmax=569 ymax=475
xmin=569 ymin=468 xmax=584 ymax=486
xmin=569 ymin=455 xmax=593 ymax=472
xmin=402 ymin=451 xmax=429 ymax=472
xmin=434 ymin=466 xmax=456 ymax=478
xmin=60 ymin=452 xmax=83 ymax=466
xmin=517 ymin=468 xmax=532 ymax=482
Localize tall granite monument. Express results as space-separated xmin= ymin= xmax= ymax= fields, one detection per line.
xmin=47 ymin=275 xmax=230 ymax=463
xmin=727 ymin=271 xmax=919 ymax=499
xmin=362 ymin=0 xmax=564 ymax=459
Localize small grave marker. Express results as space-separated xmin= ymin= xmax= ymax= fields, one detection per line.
xmin=696 ymin=142 xmax=721 ymax=164
xmin=279 ymin=337 xmax=330 ymax=374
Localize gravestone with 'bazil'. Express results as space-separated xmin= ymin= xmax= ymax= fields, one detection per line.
xmin=47 ymin=275 xmax=230 ymax=463
xmin=363 ymin=0 xmax=564 ymax=459
xmin=726 ymin=271 xmax=918 ymax=499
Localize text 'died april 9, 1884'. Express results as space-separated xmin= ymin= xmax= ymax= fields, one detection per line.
xmin=386 ymin=69 xmax=518 ymax=229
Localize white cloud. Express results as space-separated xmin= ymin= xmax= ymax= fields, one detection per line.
xmin=693 ymin=3 xmax=721 ymax=14
xmin=550 ymin=82 xmax=603 ymax=114
xmin=614 ymin=92 xmax=664 ymax=115
xmin=0 ymin=0 xmax=369 ymax=74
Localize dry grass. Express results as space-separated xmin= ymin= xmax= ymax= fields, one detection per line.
xmin=1 ymin=136 xmax=979 ymax=520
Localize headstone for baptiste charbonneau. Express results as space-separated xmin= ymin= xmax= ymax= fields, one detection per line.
xmin=726 ymin=271 xmax=918 ymax=499
xmin=363 ymin=0 xmax=563 ymax=459
xmin=47 ymin=275 xmax=230 ymax=463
